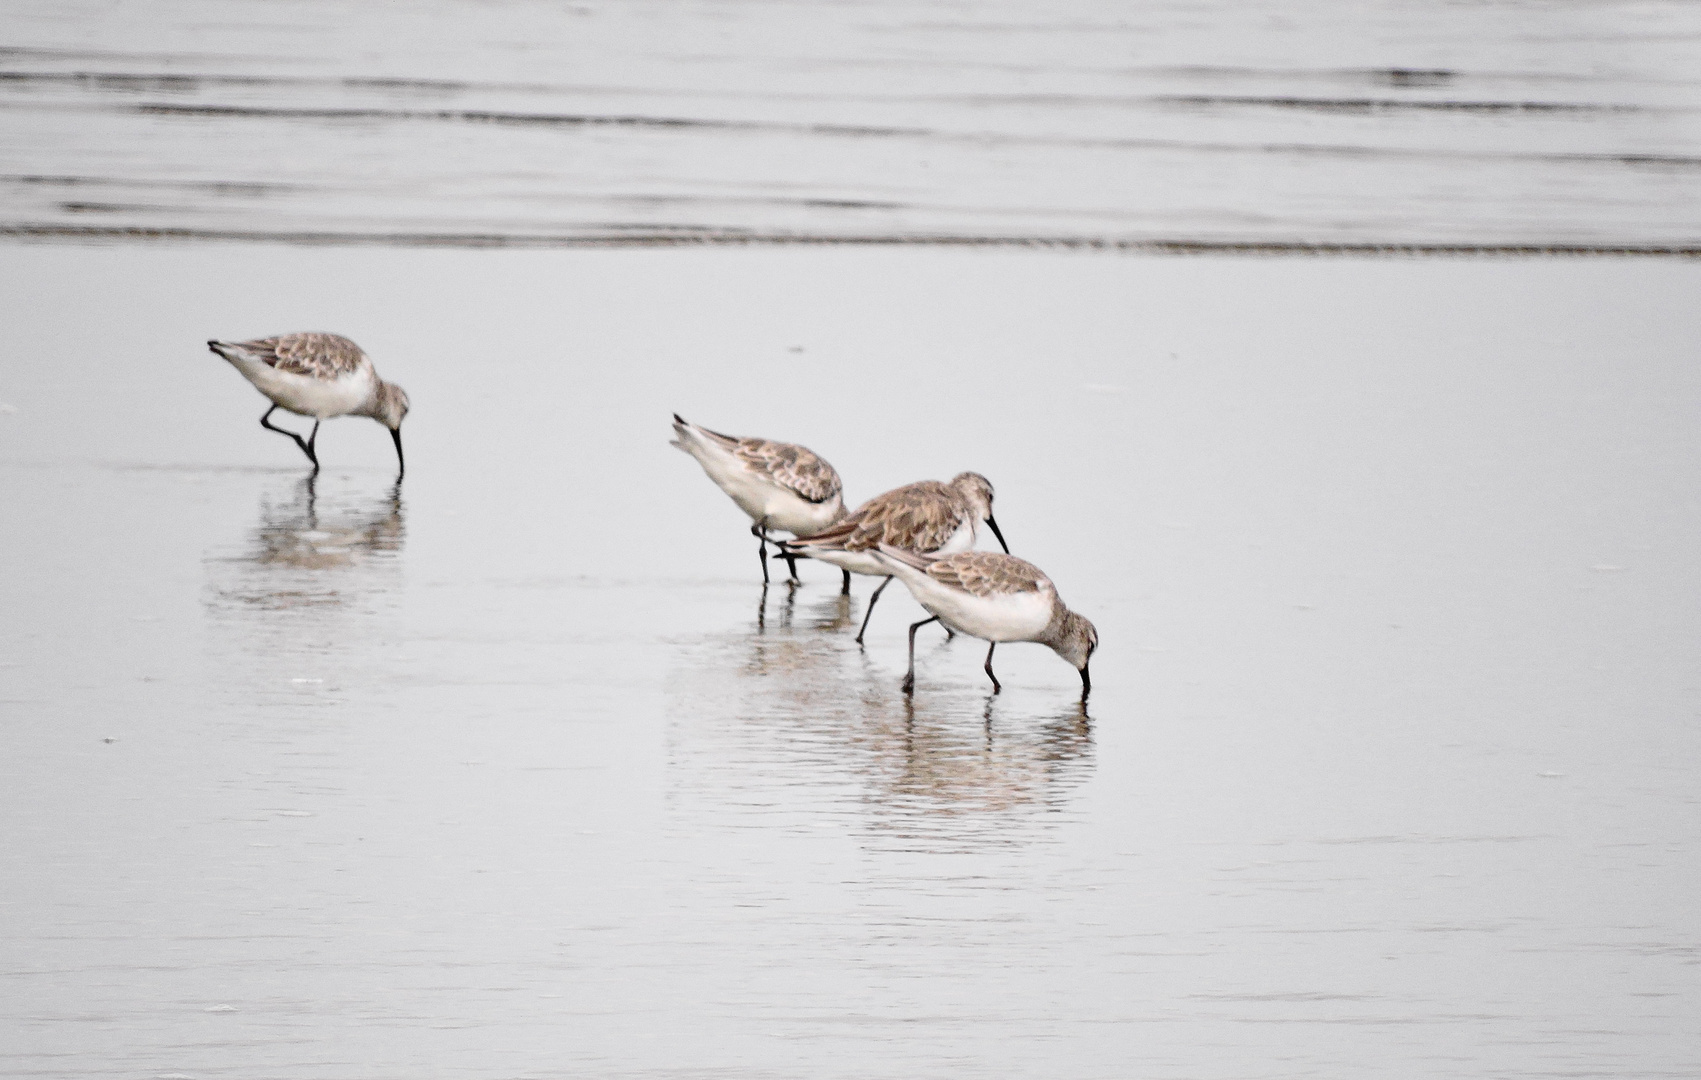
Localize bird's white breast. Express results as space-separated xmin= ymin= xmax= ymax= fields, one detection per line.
xmin=934 ymin=517 xmax=978 ymax=555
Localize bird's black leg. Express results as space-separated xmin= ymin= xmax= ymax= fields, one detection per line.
xmin=902 ymin=615 xmax=940 ymax=695
xmin=305 ymin=419 xmax=321 ymax=470
xmin=260 ymin=405 xmax=317 ymax=468
xmin=855 ymin=575 xmax=892 ymax=646
xmin=751 ymin=522 xmax=770 ymax=585
xmin=983 ymin=642 xmax=1001 ymax=694
xmin=841 ymin=569 xmax=852 ymax=596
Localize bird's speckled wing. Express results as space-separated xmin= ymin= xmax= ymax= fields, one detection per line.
xmin=239 ymin=333 xmax=367 ymax=378
xmin=733 ymin=438 xmax=842 ymax=504
xmin=926 ymin=552 xmax=1051 ymax=597
xmin=831 ymin=481 xmax=964 ymax=552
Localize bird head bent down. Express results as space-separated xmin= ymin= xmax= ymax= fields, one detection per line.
xmin=370 ymin=381 xmax=410 ymax=477
xmin=372 ymin=381 xmax=410 ymax=430
xmin=1049 ymin=609 xmax=1098 ymax=698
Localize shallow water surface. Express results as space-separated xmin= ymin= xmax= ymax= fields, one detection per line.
xmin=2 ymin=246 xmax=1700 ymax=1077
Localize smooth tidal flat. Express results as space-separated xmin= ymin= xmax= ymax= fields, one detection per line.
xmin=1 ymin=244 xmax=1699 ymax=1078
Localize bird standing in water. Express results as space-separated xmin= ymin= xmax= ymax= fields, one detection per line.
xmin=670 ymin=414 xmax=846 ymax=584
xmin=777 ymin=473 xmax=1007 ymax=643
xmin=208 ymin=333 xmax=409 ymax=477
xmin=872 ymin=546 xmax=1097 ymax=700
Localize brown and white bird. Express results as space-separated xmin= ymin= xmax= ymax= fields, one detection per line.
xmin=777 ymin=473 xmax=1007 ymax=643
xmin=208 ymin=333 xmax=409 ymax=476
xmin=670 ymin=414 xmax=847 ymax=584
xmin=871 ymin=546 xmax=1097 ymax=700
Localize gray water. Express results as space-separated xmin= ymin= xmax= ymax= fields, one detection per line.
xmin=3 ymin=244 xmax=1699 ymax=1076
xmin=3 ymin=0 xmax=1701 ymax=248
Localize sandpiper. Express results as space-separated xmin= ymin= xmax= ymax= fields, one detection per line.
xmin=777 ymin=474 xmax=1007 ymax=644
xmin=670 ymin=414 xmax=847 ymax=584
xmin=871 ymin=546 xmax=1097 ymax=700
xmin=208 ymin=333 xmax=409 ymax=477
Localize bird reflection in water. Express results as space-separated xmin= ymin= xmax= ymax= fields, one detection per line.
xmin=205 ymin=474 xmax=404 ymax=620
xmin=669 ymin=588 xmax=1095 ymax=849
xmin=754 ymin=581 xmax=856 ymax=634
xmin=875 ymin=693 xmax=1093 ymax=828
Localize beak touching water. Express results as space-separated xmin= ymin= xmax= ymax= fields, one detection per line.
xmin=391 ymin=427 xmax=405 ymax=479
xmin=1080 ymin=663 xmax=1091 ymax=700
xmin=986 ymin=514 xmax=1009 ymax=553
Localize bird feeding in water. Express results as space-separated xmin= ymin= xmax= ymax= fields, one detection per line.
xmin=670 ymin=414 xmax=847 ymax=585
xmin=776 ymin=473 xmax=1007 ymax=644
xmin=208 ymin=333 xmax=409 ymax=477
xmin=871 ymin=546 xmax=1097 ymax=700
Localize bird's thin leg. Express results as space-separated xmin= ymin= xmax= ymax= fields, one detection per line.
xmin=854 ymin=576 xmax=892 ymax=646
xmin=751 ymin=522 xmax=770 ymax=585
xmin=902 ymin=615 xmax=940 ymax=695
xmin=841 ymin=569 xmax=851 ymax=595
xmin=945 ymin=627 xmax=956 ymax=641
xmin=782 ymin=544 xmax=801 ymax=583
xmin=983 ymin=642 xmax=1001 ymax=694
xmin=305 ymin=419 xmax=321 ymax=470
xmin=260 ymin=405 xmax=317 ymax=467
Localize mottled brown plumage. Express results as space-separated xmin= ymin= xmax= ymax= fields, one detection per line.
xmin=695 ymin=424 xmax=843 ymax=505
xmin=922 ymin=550 xmax=1050 ymax=598
xmin=234 ymin=332 xmax=368 ymax=379
xmin=802 ymin=480 xmax=969 ymax=553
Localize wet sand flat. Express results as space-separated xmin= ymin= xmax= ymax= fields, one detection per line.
xmin=1 ymin=245 xmax=1700 ymax=1077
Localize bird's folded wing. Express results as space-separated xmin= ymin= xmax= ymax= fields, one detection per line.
xmin=242 ymin=333 xmax=366 ymax=378
xmin=927 ymin=552 xmax=1049 ymax=597
xmin=735 ymin=439 xmax=842 ymax=503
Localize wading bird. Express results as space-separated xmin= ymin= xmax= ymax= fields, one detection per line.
xmin=777 ymin=473 xmax=1007 ymax=644
xmin=872 ymin=546 xmax=1097 ymax=700
xmin=208 ymin=333 xmax=409 ymax=477
xmin=670 ymin=414 xmax=846 ymax=584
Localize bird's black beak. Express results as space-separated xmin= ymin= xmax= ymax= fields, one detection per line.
xmin=1080 ymin=663 xmax=1091 ymax=700
xmin=986 ymin=514 xmax=1009 ymax=553
xmin=391 ymin=427 xmax=405 ymax=479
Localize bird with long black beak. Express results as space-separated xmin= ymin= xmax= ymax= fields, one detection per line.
xmin=776 ymin=472 xmax=1007 ymax=643
xmin=870 ymin=545 xmax=1096 ymax=701
xmin=208 ymin=333 xmax=409 ymax=477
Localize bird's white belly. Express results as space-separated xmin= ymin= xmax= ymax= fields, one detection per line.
xmin=918 ymin=585 xmax=1054 ymax=643
xmin=231 ymin=358 xmax=371 ymax=419
xmin=684 ymin=440 xmax=837 ymax=536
